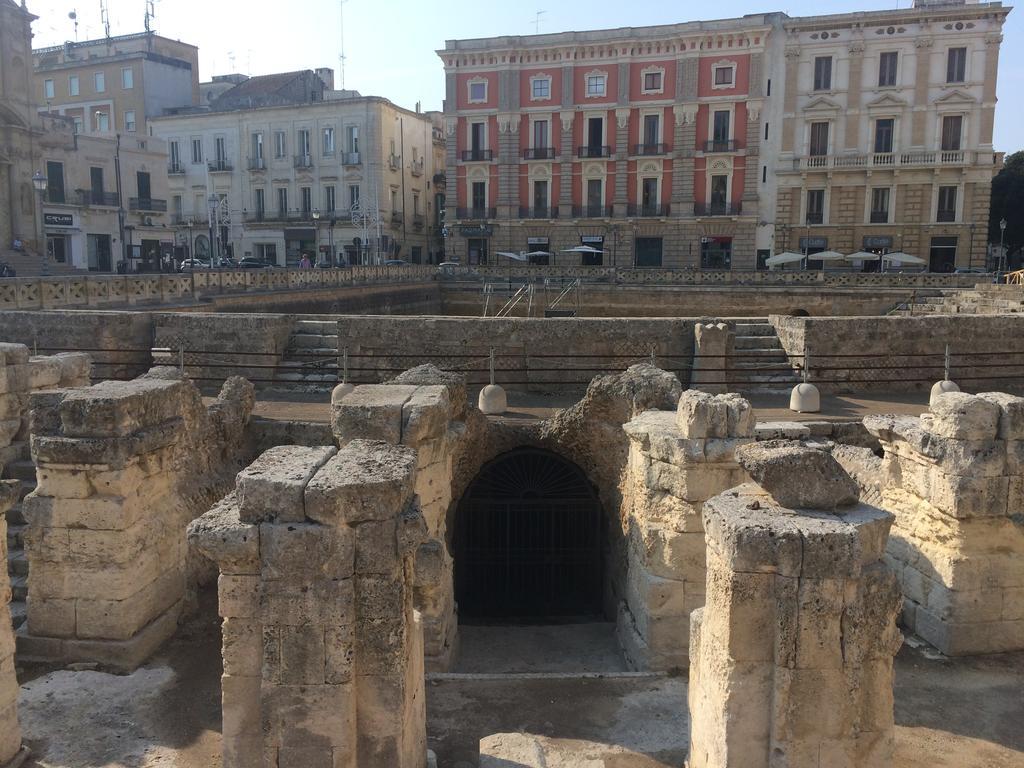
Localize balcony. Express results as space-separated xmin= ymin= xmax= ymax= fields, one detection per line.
xmin=572 ymin=205 xmax=614 ymax=219
xmin=461 ymin=149 xmax=493 ymax=162
xmin=523 ymin=147 xmax=556 ymax=160
xmin=208 ymin=160 xmax=233 ymax=173
xmin=294 ymin=154 xmax=314 ymax=169
xmin=43 ymin=191 xmax=67 ymax=204
xmin=247 ymin=157 xmax=266 ymax=171
xmin=806 ymin=211 xmax=824 ymax=225
xmin=870 ymin=211 xmax=889 ymax=224
xmin=792 ymin=150 xmax=975 ymax=172
xmin=413 ymin=213 xmax=425 ymax=229
xmin=388 ymin=154 xmax=401 ymax=171
xmin=391 ymin=211 xmax=403 ymax=224
xmin=577 ymin=145 xmax=611 ymax=159
xmin=171 ymin=213 xmax=208 ymax=226
xmin=937 ymin=209 xmax=957 ymax=223
xmin=433 ymin=172 xmax=446 ymax=186
xmin=343 ymin=151 xmax=361 ymax=165
xmin=78 ymin=190 xmax=119 ymax=207
xmin=456 ymin=207 xmax=496 ymax=220
xmin=633 ymin=143 xmax=667 ymax=156
xmin=410 ymin=159 xmax=424 ymax=177
xmin=628 ymin=204 xmax=670 ymax=218
xmin=245 ymin=210 xmax=318 ymax=223
xmin=167 ymin=162 xmax=186 ymax=175
xmin=694 ymin=202 xmax=743 ymax=217
xmin=704 ymin=140 xmax=739 ymax=153
xmin=518 ymin=206 xmax=558 ymax=220
xmin=129 ymin=198 xmax=167 ymax=212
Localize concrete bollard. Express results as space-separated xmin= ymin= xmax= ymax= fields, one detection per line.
xmin=331 ymin=382 xmax=356 ymax=404
xmin=929 ymin=379 xmax=960 ymax=407
xmin=789 ymin=381 xmax=820 ymax=413
xmin=478 ymin=384 xmax=508 ymax=415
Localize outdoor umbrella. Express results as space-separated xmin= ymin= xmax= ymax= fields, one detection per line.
xmin=560 ymin=245 xmax=605 ymax=254
xmin=764 ymin=251 xmax=806 ymax=267
xmin=845 ymin=251 xmax=881 ymax=262
xmin=809 ymin=250 xmax=847 ymax=262
xmin=882 ymin=251 xmax=926 ymax=266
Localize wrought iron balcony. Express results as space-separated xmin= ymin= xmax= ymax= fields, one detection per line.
xmin=78 ymin=190 xmax=120 ymax=207
xmin=247 ymin=157 xmax=266 ymax=171
xmin=518 ymin=206 xmax=558 ymax=220
xmin=577 ymin=145 xmax=611 ymax=159
xmin=805 ymin=211 xmax=824 ymax=225
xmin=571 ymin=205 xmax=614 ymax=219
xmin=461 ymin=149 xmax=493 ymax=162
xmin=129 ymin=198 xmax=167 ymax=212
xmin=694 ymin=202 xmax=743 ymax=216
xmin=704 ymin=140 xmax=738 ymax=153
xmin=456 ymin=207 xmax=496 ymax=220
xmin=208 ymin=160 xmax=233 ymax=173
xmin=294 ymin=154 xmax=314 ymax=169
xmin=628 ymin=203 xmax=670 ymax=218
xmin=343 ymin=151 xmax=361 ymax=166
xmin=870 ymin=211 xmax=889 ymax=224
xmin=167 ymin=162 xmax=186 ymax=175
xmin=245 ymin=210 xmax=318 ymax=223
xmin=523 ymin=147 xmax=556 ymax=160
xmin=633 ymin=143 xmax=667 ymax=156
xmin=410 ymin=159 xmax=424 ymax=177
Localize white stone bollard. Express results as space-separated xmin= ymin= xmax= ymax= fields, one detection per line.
xmin=789 ymin=381 xmax=820 ymax=413
xmin=929 ymin=379 xmax=960 ymax=407
xmin=331 ymin=382 xmax=355 ymax=404
xmin=478 ymin=384 xmax=508 ymax=415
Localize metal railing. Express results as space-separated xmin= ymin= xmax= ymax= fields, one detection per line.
xmin=79 ymin=190 xmax=120 ymax=207
xmin=633 ymin=143 xmax=668 ymax=156
xmin=461 ymin=149 xmax=493 ymax=162
xmin=524 ymin=147 xmax=556 ymax=160
xmin=129 ymin=198 xmax=168 ymax=212
xmin=628 ymin=204 xmax=670 ymax=218
xmin=694 ymin=203 xmax=742 ymax=217
xmin=704 ymin=140 xmax=738 ymax=153
xmin=247 ymin=157 xmax=266 ymax=171
xmin=571 ymin=205 xmax=614 ymax=219
xmin=294 ymin=154 xmax=314 ymax=169
xmin=519 ymin=206 xmax=558 ymax=220
xmin=208 ymin=160 xmax=232 ymax=173
xmin=342 ymin=151 xmax=361 ymax=166
xmin=456 ymin=207 xmax=496 ymax=220
xmin=168 ymin=163 xmax=186 ymax=175
xmin=577 ymin=145 xmax=611 ymax=158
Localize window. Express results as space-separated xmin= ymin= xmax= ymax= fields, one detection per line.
xmin=870 ymin=188 xmax=890 ymax=223
xmin=413 ymin=192 xmax=421 ymax=215
xmin=586 ymin=74 xmax=606 ymax=97
xmin=470 ymin=122 xmax=486 ymax=152
xmin=124 ymin=110 xmax=136 ymax=132
xmin=46 ymin=161 xmax=65 ymax=203
xmin=277 ymin=188 xmax=288 ymax=216
xmin=713 ymin=66 xmax=734 ymax=87
xmin=69 ymin=75 xmax=79 ymax=96
xmin=122 ymin=67 xmax=133 ymax=89
xmin=879 ymin=52 xmax=898 ymax=87
xmin=947 ymin=47 xmax=967 ymax=84
xmin=937 ymin=185 xmax=957 ymax=222
xmin=710 ymin=175 xmax=728 ymax=211
xmin=532 ymin=77 xmax=551 ymax=99
xmin=762 ymin=165 xmax=767 ymax=184
xmin=643 ymin=70 xmax=663 ymax=92
xmin=764 ymin=122 xmax=769 ymax=141
xmin=468 ymin=80 xmax=487 ymax=102
xmin=254 ymin=188 xmax=265 ymax=218
xmin=136 ymin=170 xmax=151 ymax=201
xmin=96 ymin=111 xmax=110 ymax=132
xmin=634 ymin=237 xmax=663 ymax=268
xmin=172 ymin=194 xmax=182 ymax=216
xmin=874 ymin=119 xmax=894 ymax=154
xmin=533 ymin=119 xmax=548 ymax=149
xmin=94 ymin=72 xmax=105 ymax=92
xmin=533 ymin=180 xmax=548 ymax=212
xmin=349 ymin=185 xmax=360 ymax=208
xmin=274 ymin=131 xmax=286 ymax=158
xmin=471 ymin=181 xmax=486 ymax=212
xmin=72 ymin=116 xmax=83 ymax=134
xmin=301 ymin=187 xmax=312 ymax=214
xmin=257 ymin=243 xmax=278 ymax=265
xmin=641 ymin=177 xmax=659 ymax=213
xmin=813 ymin=56 xmax=833 ymax=91
xmin=298 ymin=129 xmax=311 ymax=158
xmin=43 ymin=79 xmax=54 ymax=99
xmin=712 ymin=110 xmax=731 ymax=148
xmin=323 ymin=127 xmax=335 ymax=156
xmin=390 ymin=189 xmax=399 ymax=213
xmin=586 ymin=178 xmax=603 ymax=215
xmin=701 ymin=237 xmax=733 ymax=270
xmin=642 ymin=114 xmax=660 ymax=148
xmin=324 ymin=185 xmax=336 ymax=213
xmin=346 ymin=125 xmax=359 ymax=153
xmin=252 ymin=133 xmax=264 ymax=162
xmin=191 ymin=138 xmax=203 ymax=164
xmin=809 ymin=122 xmax=830 ymax=156
xmin=941 ymin=115 xmax=963 ymax=151
xmin=214 ymin=136 xmax=227 ymax=167
xmin=806 ymin=189 xmax=825 ymax=224
xmin=170 ymin=141 xmax=181 ymax=168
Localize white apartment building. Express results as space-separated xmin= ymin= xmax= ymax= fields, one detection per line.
xmin=151 ymin=89 xmax=446 ymax=266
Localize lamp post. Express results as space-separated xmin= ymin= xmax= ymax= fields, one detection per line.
xmin=185 ymin=217 xmax=196 ymax=296
xmin=31 ymin=170 xmax=49 ymax=277
xmin=312 ymin=208 xmax=321 ymax=265
xmin=208 ymin=194 xmax=218 ymax=266
xmin=999 ymin=218 xmax=1008 ymax=273
xmin=328 ymin=217 xmax=336 ymax=267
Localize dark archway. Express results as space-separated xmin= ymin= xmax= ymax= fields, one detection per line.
xmin=454 ymin=448 xmax=604 ymax=623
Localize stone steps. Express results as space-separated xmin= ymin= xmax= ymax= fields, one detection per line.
xmin=730 ymin=321 xmax=800 ymax=394
xmin=4 ymin=458 xmax=35 ymax=631
xmin=276 ymin=321 xmax=342 ymax=388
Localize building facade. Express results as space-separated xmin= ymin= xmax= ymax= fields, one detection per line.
xmin=150 ymin=82 xmax=446 ymax=266
xmin=32 ymin=31 xmax=199 ymax=138
xmin=438 ymin=0 xmax=1008 ymax=271
xmin=1 ymin=0 xmax=173 ymax=274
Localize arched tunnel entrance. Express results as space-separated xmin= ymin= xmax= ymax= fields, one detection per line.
xmin=454 ymin=448 xmax=605 ymax=622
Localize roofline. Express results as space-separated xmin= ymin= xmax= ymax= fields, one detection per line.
xmin=782 ymin=2 xmax=1011 ymax=30
xmin=32 ymin=30 xmax=199 ymax=56
xmin=150 ymin=94 xmax=437 ymax=123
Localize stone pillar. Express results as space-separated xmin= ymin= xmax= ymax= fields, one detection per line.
xmin=688 ymin=442 xmax=902 ymax=768
xmin=189 ymin=439 xmax=428 ymax=768
xmin=781 ymin=48 xmax=800 ymax=155
xmin=845 ymin=43 xmax=865 ymax=151
xmin=0 ymin=480 xmax=26 ymax=767
xmin=692 ymin=322 xmax=733 ymax=395
xmin=911 ymin=38 xmax=933 ymax=148
xmin=865 ymin=391 xmax=1024 ymax=655
xmin=558 ymin=111 xmax=574 ymax=218
xmin=331 ymin=367 xmax=469 ymax=671
xmin=618 ymin=391 xmax=754 ymax=669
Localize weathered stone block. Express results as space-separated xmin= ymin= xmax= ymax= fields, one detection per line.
xmin=236 ymin=445 xmax=337 ymax=524
xmin=677 ymin=390 xmax=728 ymax=439
xmin=921 ymin=392 xmax=1000 ymax=440
xmin=261 ymin=683 xmax=356 ymax=749
xmin=401 ymin=385 xmax=451 ymax=445
xmin=259 ymin=522 xmax=354 ymax=581
xmin=219 ymin=574 xmax=260 ymax=619
xmin=305 ymin=440 xmax=416 ymax=525
xmin=978 ymin=392 xmax=1024 ymax=440
xmin=27 ymin=356 xmax=63 ymax=389
xmin=188 ymin=495 xmax=260 ymax=575
xmin=58 ymin=378 xmax=189 ymax=437
xmin=331 ymin=384 xmax=419 ymax=445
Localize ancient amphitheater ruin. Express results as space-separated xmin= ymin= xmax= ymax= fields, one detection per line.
xmin=0 ymin=266 xmax=1021 ymax=768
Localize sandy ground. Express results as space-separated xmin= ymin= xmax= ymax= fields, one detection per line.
xmin=12 ymin=602 xmax=1024 ymax=768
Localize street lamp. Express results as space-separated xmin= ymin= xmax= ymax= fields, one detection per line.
xmin=31 ymin=170 xmax=49 ymax=277
xmin=185 ymin=217 xmax=196 ymax=297
xmin=999 ymin=218 xmax=1008 ymax=273
xmin=312 ymin=208 xmax=321 ymax=265
xmin=208 ymin=194 xmax=218 ymax=265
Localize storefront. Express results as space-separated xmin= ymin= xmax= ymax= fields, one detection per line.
xmin=860 ymin=236 xmax=893 ymax=272
xmin=461 ymin=224 xmax=493 ymax=265
xmin=527 ymin=237 xmax=550 ymax=265
xmin=800 ymin=236 xmax=828 ymax=270
xmin=43 ymin=212 xmax=76 ymax=268
xmin=581 ymin=236 xmax=604 ymax=266
xmin=700 ymin=236 xmax=733 ymax=270
xmin=929 ymin=237 xmax=958 ymax=273
xmin=285 ymin=228 xmax=316 ymax=267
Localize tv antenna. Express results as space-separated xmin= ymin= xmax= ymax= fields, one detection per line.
xmin=339 ymin=0 xmax=350 ymax=90
xmin=100 ymin=0 xmax=110 ymax=39
xmin=533 ymin=10 xmax=545 ymax=34
xmin=68 ymin=10 xmax=79 ymax=41
xmin=144 ymin=0 xmax=155 ymax=32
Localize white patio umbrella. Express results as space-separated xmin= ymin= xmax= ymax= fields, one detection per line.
xmin=882 ymin=251 xmax=926 ymax=266
xmin=496 ymin=251 xmax=529 ymax=261
xmin=764 ymin=251 xmax=806 ymax=267
xmin=526 ymin=251 xmax=553 ymax=258
xmin=808 ymin=250 xmax=847 ymax=262
xmin=561 ymin=245 xmax=605 ymax=254
xmin=845 ymin=251 xmax=881 ymax=262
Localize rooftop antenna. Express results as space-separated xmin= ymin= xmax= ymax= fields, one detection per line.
xmin=339 ymin=0 xmax=350 ymax=90
xmin=100 ymin=0 xmax=111 ymax=39
xmin=533 ymin=9 xmax=545 ymax=34
xmin=68 ymin=10 xmax=79 ymax=41
xmin=144 ymin=0 xmax=155 ymax=32
xmin=228 ymin=50 xmax=236 ymax=72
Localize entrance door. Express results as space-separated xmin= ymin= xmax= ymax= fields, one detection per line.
xmin=137 ymin=171 xmax=151 ymax=202
xmin=47 ymin=235 xmax=68 ymax=265
xmin=467 ymin=237 xmax=488 ymax=265
xmin=929 ymin=236 xmax=958 ymax=273
xmin=455 ymin=449 xmax=603 ymax=621
xmin=87 ymin=234 xmax=112 ymax=271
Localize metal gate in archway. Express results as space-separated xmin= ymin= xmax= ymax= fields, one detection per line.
xmin=454 ymin=448 xmax=604 ymax=622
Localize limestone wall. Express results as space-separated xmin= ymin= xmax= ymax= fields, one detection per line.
xmin=0 ymin=481 xmax=24 ymax=767
xmin=188 ymin=440 xmax=428 ymax=768
xmin=19 ymin=369 xmax=255 ymax=669
xmin=866 ymin=392 xmax=1024 ymax=654
xmin=617 ymin=391 xmax=753 ymax=669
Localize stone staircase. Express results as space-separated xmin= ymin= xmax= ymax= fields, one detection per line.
xmin=4 ymin=451 xmax=36 ymax=631
xmin=895 ymin=285 xmax=1024 ymax=316
xmin=274 ymin=319 xmax=340 ymax=388
xmin=0 ymin=248 xmax=87 ymax=278
xmin=730 ymin=319 xmax=802 ymax=394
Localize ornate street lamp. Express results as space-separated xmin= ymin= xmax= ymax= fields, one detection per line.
xmin=312 ymin=208 xmax=321 ymax=265
xmin=999 ymin=218 xmax=1008 ymax=273
xmin=31 ymin=170 xmax=50 ymax=277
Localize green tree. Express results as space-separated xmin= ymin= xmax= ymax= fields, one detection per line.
xmin=990 ymin=151 xmax=1024 ymax=262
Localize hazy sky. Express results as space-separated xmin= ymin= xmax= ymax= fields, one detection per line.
xmin=29 ymin=0 xmax=1022 ymax=151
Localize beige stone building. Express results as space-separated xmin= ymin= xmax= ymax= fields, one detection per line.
xmin=0 ymin=0 xmax=173 ymax=274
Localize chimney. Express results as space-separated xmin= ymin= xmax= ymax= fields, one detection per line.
xmin=315 ymin=67 xmax=335 ymax=90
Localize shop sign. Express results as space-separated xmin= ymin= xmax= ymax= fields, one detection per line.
xmin=799 ymin=236 xmax=828 ymax=250
xmin=527 ymin=237 xmax=549 ymax=245
xmin=581 ymin=236 xmax=604 ymax=245
xmin=459 ymin=224 xmax=493 ymax=237
xmin=44 ymin=213 xmax=73 ymax=227
xmin=863 ymin=236 xmax=894 ymax=249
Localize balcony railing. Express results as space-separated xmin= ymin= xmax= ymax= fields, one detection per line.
xmin=633 ymin=143 xmax=667 ymax=156
xmin=388 ymin=154 xmax=401 ymax=171
xmin=577 ymin=145 xmax=611 ymax=159
xmin=168 ymin=162 xmax=185 ymax=175
xmin=129 ymin=198 xmax=167 ymax=212
xmin=704 ymin=140 xmax=738 ymax=153
xmin=572 ymin=205 xmax=614 ymax=219
xmin=518 ymin=206 xmax=558 ymax=220
xmin=461 ymin=149 xmax=493 ymax=162
xmin=456 ymin=207 xmax=496 ymax=220
xmin=870 ymin=211 xmax=889 ymax=224
xmin=433 ymin=172 xmax=446 ymax=186
xmin=294 ymin=154 xmax=314 ymax=169
xmin=208 ymin=160 xmax=232 ymax=173
xmin=247 ymin=157 xmax=266 ymax=171
xmin=628 ymin=204 xmax=670 ymax=217
xmin=343 ymin=151 xmax=361 ymax=165
xmin=43 ymin=191 xmax=67 ymax=204
xmin=523 ymin=147 xmax=556 ymax=160
xmin=245 ymin=210 xmax=320 ymax=223
xmin=171 ymin=213 xmax=207 ymax=226
xmin=410 ymin=159 xmax=424 ymax=177
xmin=794 ymin=150 xmax=975 ymax=171
xmin=937 ymin=209 xmax=957 ymax=223
xmin=391 ymin=211 xmax=403 ymax=224
xmin=694 ymin=202 xmax=743 ymax=217
xmin=412 ymin=213 xmax=425 ymax=228
xmin=79 ymin=190 xmax=120 ymax=207
xmin=806 ymin=211 xmax=824 ymax=225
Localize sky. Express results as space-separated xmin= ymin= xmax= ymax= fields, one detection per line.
xmin=28 ymin=0 xmax=1022 ymax=152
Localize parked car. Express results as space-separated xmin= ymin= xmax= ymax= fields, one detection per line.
xmin=384 ymin=259 xmax=409 ymax=267
xmin=437 ymin=261 xmax=461 ymax=276
xmin=178 ymin=259 xmax=210 ymax=271
xmin=216 ymin=257 xmax=238 ymax=268
xmin=953 ymin=267 xmax=990 ymax=274
xmin=237 ymin=257 xmax=271 ymax=269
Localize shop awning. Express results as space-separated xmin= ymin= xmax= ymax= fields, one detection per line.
xmin=882 ymin=252 xmax=926 ymax=266
xmin=764 ymin=251 xmax=806 ymax=266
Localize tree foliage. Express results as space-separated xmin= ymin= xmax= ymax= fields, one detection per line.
xmin=990 ymin=151 xmax=1024 ymax=257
